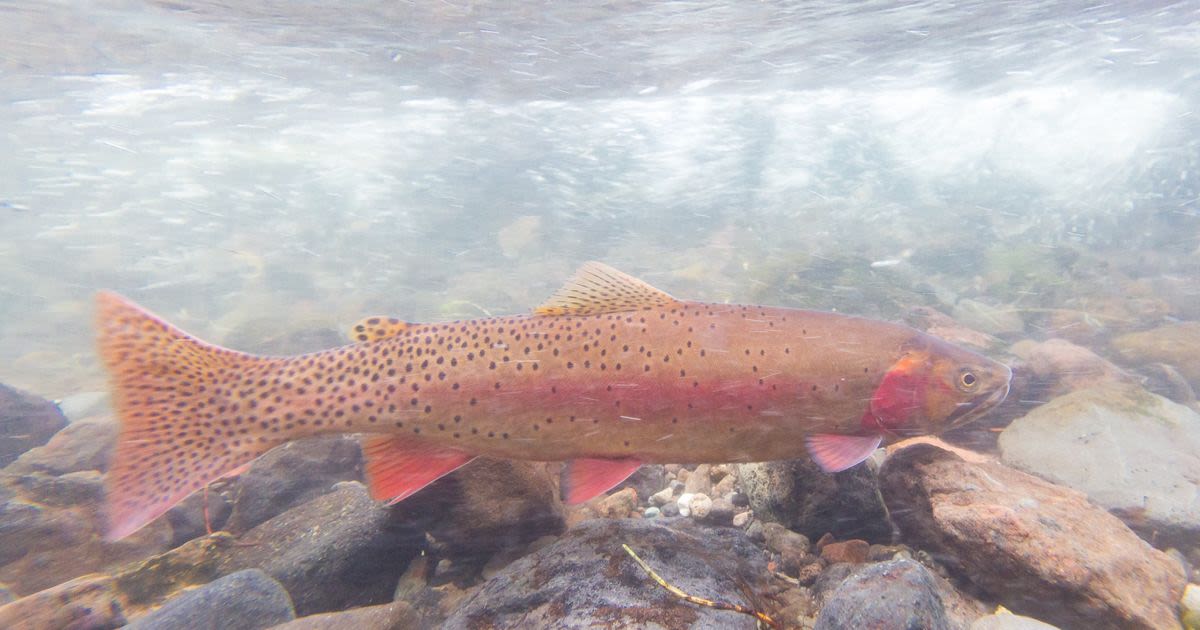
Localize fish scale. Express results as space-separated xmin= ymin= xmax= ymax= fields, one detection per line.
xmin=96 ymin=262 xmax=1011 ymax=540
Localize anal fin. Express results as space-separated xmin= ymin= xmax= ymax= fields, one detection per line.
xmin=362 ymin=436 xmax=475 ymax=504
xmin=560 ymin=458 xmax=642 ymax=504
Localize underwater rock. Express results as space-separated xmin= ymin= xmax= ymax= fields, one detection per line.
xmin=905 ymin=306 xmax=1003 ymax=352
xmin=1009 ymin=338 xmax=1132 ymax=398
xmin=998 ymin=385 xmax=1200 ymax=545
xmin=165 ymin=484 xmax=234 ymax=548
xmin=0 ymin=384 xmax=68 ymax=468
xmin=737 ymin=455 xmax=891 ymax=544
xmin=392 ymin=458 xmax=564 ymax=558
xmin=441 ymin=518 xmax=773 ymax=629
xmin=217 ymin=482 xmax=418 ymax=617
xmin=813 ymin=559 xmax=949 ymax=630
xmin=0 ymin=573 xmax=125 ymax=630
xmin=125 ymin=569 xmax=294 ymax=630
xmin=820 ymin=539 xmax=870 ymax=565
xmin=760 ymin=523 xmax=811 ymax=576
xmin=880 ymin=444 xmax=1186 ymax=630
xmin=5 ymin=415 xmax=117 ymax=476
xmin=596 ymin=487 xmax=639 ymax=519
xmin=1113 ymin=321 xmax=1200 ymax=389
xmin=952 ymin=298 xmax=1025 ymax=337
xmin=266 ymin=601 xmax=418 ymax=630
xmin=970 ymin=612 xmax=1062 ymax=629
xmin=0 ymin=471 xmax=172 ymax=595
xmin=614 ymin=464 xmax=667 ymax=506
xmin=224 ymin=435 xmax=364 ymax=534
xmin=682 ymin=464 xmax=714 ymax=496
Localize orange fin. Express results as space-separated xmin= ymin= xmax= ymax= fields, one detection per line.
xmin=96 ymin=292 xmax=284 ymax=540
xmin=361 ymin=436 xmax=475 ymax=504
xmin=534 ymin=262 xmax=679 ymax=316
xmin=805 ymin=433 xmax=882 ymax=473
xmin=349 ymin=316 xmax=409 ymax=343
xmin=560 ymin=457 xmax=642 ymax=504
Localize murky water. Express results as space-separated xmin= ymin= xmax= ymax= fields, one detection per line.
xmin=1 ymin=1 xmax=1198 ymax=628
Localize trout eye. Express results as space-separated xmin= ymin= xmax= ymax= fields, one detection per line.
xmin=957 ymin=369 xmax=978 ymax=391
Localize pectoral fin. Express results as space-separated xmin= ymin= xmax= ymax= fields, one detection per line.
xmin=560 ymin=458 xmax=642 ymax=504
xmin=805 ymin=433 xmax=882 ymax=473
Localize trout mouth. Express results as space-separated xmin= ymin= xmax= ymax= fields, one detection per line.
xmin=945 ymin=367 xmax=1012 ymax=430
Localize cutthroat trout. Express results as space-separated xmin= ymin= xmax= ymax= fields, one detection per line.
xmin=97 ymin=262 xmax=1011 ymax=539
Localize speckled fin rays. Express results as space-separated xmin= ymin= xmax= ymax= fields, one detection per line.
xmin=95 ymin=291 xmax=287 ymax=541
xmin=362 ymin=436 xmax=476 ymax=504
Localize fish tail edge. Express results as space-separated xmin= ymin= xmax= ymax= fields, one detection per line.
xmin=96 ymin=291 xmax=278 ymax=540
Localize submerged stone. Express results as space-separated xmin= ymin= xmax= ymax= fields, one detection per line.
xmin=881 ymin=444 xmax=1185 ymax=630
xmin=999 ymin=384 xmax=1200 ymax=545
xmin=813 ymin=559 xmax=949 ymax=630
xmin=0 ymin=384 xmax=67 ymax=468
xmin=737 ymin=455 xmax=891 ymax=544
xmin=125 ymin=569 xmax=294 ymax=630
xmin=442 ymin=518 xmax=774 ymax=629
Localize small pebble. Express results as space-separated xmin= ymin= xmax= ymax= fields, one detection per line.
xmin=689 ymin=493 xmax=713 ymax=520
xmin=676 ymin=492 xmax=695 ymax=517
xmin=650 ymin=487 xmax=675 ymax=507
xmin=746 ymin=520 xmax=764 ymax=542
xmin=729 ymin=492 xmax=750 ymax=508
xmin=704 ymin=497 xmax=735 ymax=525
xmin=660 ymin=502 xmax=680 ymax=517
xmin=821 ymin=539 xmax=870 ymax=564
xmin=643 ymin=507 xmax=660 ymax=519
xmin=732 ymin=510 xmax=752 ymax=528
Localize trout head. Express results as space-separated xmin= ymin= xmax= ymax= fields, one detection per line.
xmin=864 ymin=336 xmax=1012 ymax=439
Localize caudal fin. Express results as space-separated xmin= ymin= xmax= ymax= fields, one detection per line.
xmin=96 ymin=292 xmax=283 ymax=540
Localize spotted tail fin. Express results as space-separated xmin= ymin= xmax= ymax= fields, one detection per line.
xmin=96 ymin=292 xmax=286 ymax=540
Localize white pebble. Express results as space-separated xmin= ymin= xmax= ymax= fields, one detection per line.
xmin=677 ymin=492 xmax=694 ymax=517
xmin=689 ymin=493 xmax=713 ymax=520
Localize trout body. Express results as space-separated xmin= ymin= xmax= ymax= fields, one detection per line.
xmin=97 ymin=263 xmax=1011 ymax=539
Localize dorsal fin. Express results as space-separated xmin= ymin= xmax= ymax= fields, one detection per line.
xmin=534 ymin=262 xmax=679 ymax=316
xmin=349 ymin=316 xmax=410 ymax=343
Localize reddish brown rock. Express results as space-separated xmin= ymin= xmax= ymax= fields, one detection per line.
xmin=1010 ymin=338 xmax=1133 ymax=398
xmin=880 ymin=444 xmax=1185 ymax=630
xmin=596 ymin=487 xmax=638 ymax=519
xmin=1113 ymin=321 xmax=1200 ymax=389
xmin=820 ymin=539 xmax=870 ymax=565
xmin=0 ymin=574 xmax=124 ymax=630
xmin=0 ymin=471 xmax=172 ymax=595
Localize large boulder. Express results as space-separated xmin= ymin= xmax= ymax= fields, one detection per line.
xmin=4 ymin=415 xmax=116 ymax=476
xmin=0 ymin=574 xmax=125 ymax=630
xmin=224 ymin=435 xmax=364 ymax=534
xmin=442 ymin=518 xmax=775 ymax=629
xmin=1113 ymin=321 xmax=1200 ymax=389
xmin=0 ymin=384 xmax=67 ymax=468
xmin=737 ymin=455 xmax=892 ymax=544
xmin=266 ymin=602 xmax=418 ymax=630
xmin=999 ymin=385 xmax=1200 ymax=545
xmin=813 ymin=559 xmax=950 ymax=630
xmin=125 ymin=569 xmax=294 ymax=630
xmin=880 ymin=444 xmax=1185 ymax=630
xmin=392 ymin=458 xmax=564 ymax=560
xmin=0 ymin=470 xmax=171 ymax=595
xmin=1009 ymin=338 xmax=1133 ymax=399
xmin=217 ymin=482 xmax=419 ymax=616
